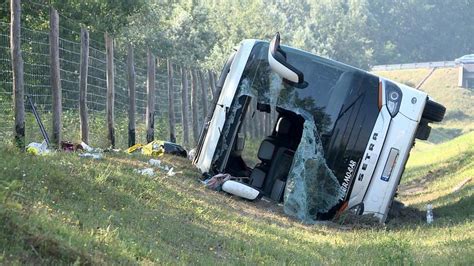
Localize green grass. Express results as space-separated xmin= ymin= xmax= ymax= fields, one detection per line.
xmin=1 ymin=132 xmax=473 ymax=264
xmin=374 ymin=67 xmax=474 ymax=143
xmin=401 ymin=132 xmax=474 ymax=209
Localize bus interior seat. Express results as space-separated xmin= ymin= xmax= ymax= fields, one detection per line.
xmin=249 ymin=115 xmax=303 ymax=201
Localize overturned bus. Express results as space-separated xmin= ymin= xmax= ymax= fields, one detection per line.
xmin=193 ymin=34 xmax=446 ymax=223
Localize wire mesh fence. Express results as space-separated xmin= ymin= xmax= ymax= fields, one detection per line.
xmin=0 ymin=1 xmax=215 ymax=149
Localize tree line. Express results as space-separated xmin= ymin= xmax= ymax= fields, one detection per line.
xmin=1 ymin=0 xmax=472 ymax=70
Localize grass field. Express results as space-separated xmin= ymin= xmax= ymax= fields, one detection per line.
xmin=1 ymin=131 xmax=473 ymax=264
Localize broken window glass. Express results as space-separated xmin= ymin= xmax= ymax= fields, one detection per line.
xmin=209 ymin=41 xmax=382 ymax=223
xmin=231 ymin=71 xmax=343 ymax=223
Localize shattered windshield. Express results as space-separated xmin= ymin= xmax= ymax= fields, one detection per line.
xmin=242 ymin=43 xmax=358 ymax=136
xmin=218 ymin=42 xmax=380 ymax=223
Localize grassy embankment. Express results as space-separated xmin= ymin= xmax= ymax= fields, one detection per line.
xmin=1 ymin=131 xmax=472 ymax=264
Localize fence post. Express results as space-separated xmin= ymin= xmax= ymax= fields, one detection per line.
xmin=266 ymin=112 xmax=272 ymax=135
xmin=262 ymin=112 xmax=266 ymax=137
xmin=167 ymin=59 xmax=176 ymax=143
xmin=146 ymin=50 xmax=155 ymax=143
xmin=79 ymin=27 xmax=89 ymax=144
xmin=50 ymin=7 xmax=62 ymax=147
xmin=249 ymin=113 xmax=255 ymax=138
xmin=191 ymin=69 xmax=199 ymax=144
xmin=127 ymin=44 xmax=136 ymax=147
xmin=246 ymin=104 xmax=253 ymax=138
xmin=198 ymin=70 xmax=208 ymax=119
xmin=180 ymin=66 xmax=190 ymax=146
xmin=10 ymin=0 xmax=25 ymax=149
xmin=242 ymin=116 xmax=248 ymax=138
xmin=105 ymin=32 xmax=115 ymax=148
xmin=208 ymin=69 xmax=217 ymax=99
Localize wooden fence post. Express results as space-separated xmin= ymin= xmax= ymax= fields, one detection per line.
xmin=208 ymin=69 xmax=216 ymax=99
xmin=50 ymin=7 xmax=61 ymax=147
xmin=180 ymin=66 xmax=190 ymax=146
xmin=246 ymin=104 xmax=252 ymax=138
xmin=262 ymin=113 xmax=267 ymax=136
xmin=167 ymin=59 xmax=176 ymax=143
xmin=198 ymin=70 xmax=208 ymax=119
xmin=10 ymin=0 xmax=25 ymax=149
xmin=191 ymin=69 xmax=199 ymax=144
xmin=266 ymin=112 xmax=273 ymax=136
xmin=245 ymin=105 xmax=252 ymax=138
xmin=250 ymin=104 xmax=257 ymax=139
xmin=146 ymin=50 xmax=155 ymax=143
xmin=105 ymin=32 xmax=115 ymax=148
xmin=258 ymin=111 xmax=264 ymax=138
xmin=127 ymin=44 xmax=136 ymax=147
xmin=79 ymin=27 xmax=89 ymax=144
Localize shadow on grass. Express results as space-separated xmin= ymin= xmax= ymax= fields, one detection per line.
xmin=431 ymin=186 xmax=473 ymax=225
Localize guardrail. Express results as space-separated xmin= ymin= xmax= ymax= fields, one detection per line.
xmin=372 ymin=61 xmax=456 ymax=71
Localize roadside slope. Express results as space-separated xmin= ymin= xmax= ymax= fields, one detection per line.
xmin=399 ymin=132 xmax=473 ymax=220
xmin=1 ymin=136 xmax=473 ymax=264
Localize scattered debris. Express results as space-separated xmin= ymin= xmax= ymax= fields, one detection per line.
xmin=203 ymin=173 xmax=233 ymax=190
xmin=202 ymin=173 xmax=249 ymax=191
xmin=134 ymin=168 xmax=154 ymax=176
xmin=426 ymin=204 xmax=434 ymax=224
xmin=222 ymin=180 xmax=260 ymax=200
xmin=60 ymin=141 xmax=82 ymax=152
xmin=147 ymin=159 xmax=182 ymax=176
xmin=167 ymin=168 xmax=176 ymax=177
xmin=78 ymin=153 xmax=103 ymax=160
xmin=148 ymin=159 xmax=162 ymax=167
xmin=126 ymin=141 xmax=187 ymax=157
xmin=80 ymin=142 xmax=94 ymax=152
xmin=79 ymin=142 xmax=102 ymax=153
xmin=26 ymin=141 xmax=50 ymax=155
xmin=149 ymin=159 xmax=168 ymax=171
xmin=188 ymin=148 xmax=196 ymax=161
xmin=104 ymin=148 xmax=121 ymax=153
xmin=77 ymin=142 xmax=103 ymax=159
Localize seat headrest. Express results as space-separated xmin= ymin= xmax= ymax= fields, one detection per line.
xmin=276 ymin=117 xmax=292 ymax=135
xmin=257 ymin=140 xmax=275 ymax=161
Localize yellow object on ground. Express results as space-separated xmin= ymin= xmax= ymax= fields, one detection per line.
xmin=126 ymin=141 xmax=165 ymax=157
xmin=26 ymin=141 xmax=50 ymax=155
xmin=126 ymin=143 xmax=143 ymax=154
xmin=141 ymin=141 xmax=165 ymax=156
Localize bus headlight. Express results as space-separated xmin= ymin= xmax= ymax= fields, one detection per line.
xmin=385 ymin=81 xmax=403 ymax=117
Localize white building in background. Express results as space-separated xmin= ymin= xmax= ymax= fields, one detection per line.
xmin=456 ymin=54 xmax=474 ymax=88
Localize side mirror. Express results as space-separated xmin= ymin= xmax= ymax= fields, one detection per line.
xmin=268 ymin=32 xmax=304 ymax=84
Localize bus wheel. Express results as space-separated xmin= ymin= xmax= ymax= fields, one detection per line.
xmin=422 ymin=99 xmax=446 ymax=122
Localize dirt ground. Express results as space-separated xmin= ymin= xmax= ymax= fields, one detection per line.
xmin=220 ymin=189 xmax=425 ymax=229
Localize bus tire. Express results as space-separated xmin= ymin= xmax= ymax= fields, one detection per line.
xmin=422 ymin=99 xmax=446 ymax=122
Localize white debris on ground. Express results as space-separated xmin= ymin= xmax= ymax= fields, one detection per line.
xmin=78 ymin=142 xmax=103 ymax=160
xmin=78 ymin=153 xmax=103 ymax=160
xmin=134 ymin=168 xmax=155 ymax=176
xmin=144 ymin=159 xmax=182 ymax=177
xmin=26 ymin=141 xmax=50 ymax=155
xmin=187 ymin=148 xmax=196 ymax=161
